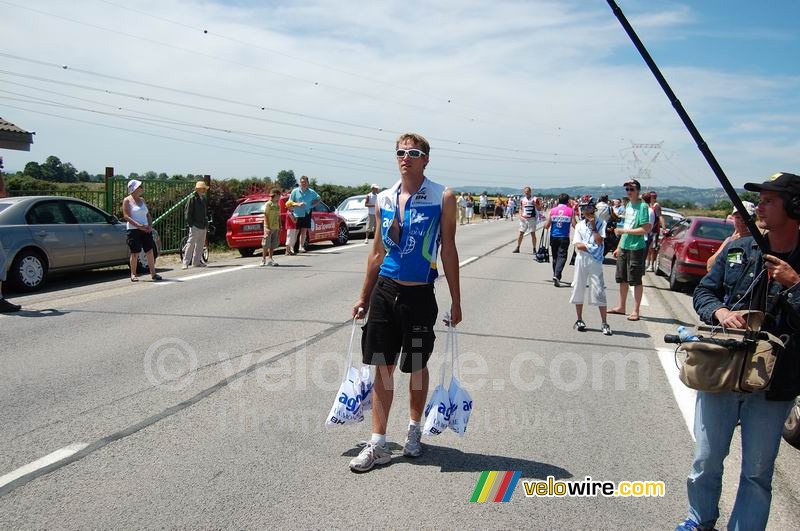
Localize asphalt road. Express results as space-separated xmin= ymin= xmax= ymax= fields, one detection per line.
xmin=1 ymin=218 xmax=798 ymax=529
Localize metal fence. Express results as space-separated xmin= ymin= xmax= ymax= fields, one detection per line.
xmin=107 ymin=177 xmax=197 ymax=253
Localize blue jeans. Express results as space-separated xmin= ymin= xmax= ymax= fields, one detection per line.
xmin=685 ymin=390 xmax=793 ymax=530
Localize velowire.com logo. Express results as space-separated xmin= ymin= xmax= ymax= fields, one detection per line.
xmin=470 ymin=471 xmax=521 ymax=503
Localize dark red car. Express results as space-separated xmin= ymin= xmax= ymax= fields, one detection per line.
xmin=655 ymin=216 xmax=734 ymax=291
xmin=226 ymin=193 xmax=349 ymax=256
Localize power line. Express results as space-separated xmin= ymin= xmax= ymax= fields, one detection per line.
xmin=0 ymin=0 xmax=499 ymax=127
xmin=0 ymin=68 xmax=619 ymax=165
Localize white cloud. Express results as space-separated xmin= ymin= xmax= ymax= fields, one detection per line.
xmin=0 ymin=0 xmax=796 ymax=190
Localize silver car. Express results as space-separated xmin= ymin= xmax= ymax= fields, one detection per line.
xmin=0 ymin=196 xmax=159 ymax=291
xmin=335 ymin=195 xmax=370 ymax=235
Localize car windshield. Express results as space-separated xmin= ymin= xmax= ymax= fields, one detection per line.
xmin=338 ymin=198 xmax=366 ymax=211
xmin=234 ymin=201 xmax=266 ymax=216
xmin=692 ymin=220 xmax=734 ymax=241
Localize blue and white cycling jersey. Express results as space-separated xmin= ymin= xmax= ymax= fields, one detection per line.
xmin=378 ymin=177 xmax=445 ymax=284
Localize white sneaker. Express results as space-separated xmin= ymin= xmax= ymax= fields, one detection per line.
xmin=260 ymin=259 xmax=266 ymax=266
xmin=268 ymin=260 xmax=276 ymax=267
xmin=349 ymin=442 xmax=392 ymax=472
xmin=181 ymin=264 xmax=189 ymax=270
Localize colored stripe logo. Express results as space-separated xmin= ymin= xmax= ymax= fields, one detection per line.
xmin=470 ymin=471 xmax=521 ymax=502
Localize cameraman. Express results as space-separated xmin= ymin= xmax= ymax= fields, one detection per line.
xmin=677 ymin=172 xmax=800 ymax=531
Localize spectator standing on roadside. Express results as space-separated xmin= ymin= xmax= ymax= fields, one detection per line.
xmin=122 ymin=180 xmax=161 ymax=282
xmin=458 ymin=192 xmax=467 ymax=225
xmin=676 ymin=172 xmax=800 ymax=531
xmin=182 ymin=180 xmax=209 ymax=269
xmin=494 ymin=196 xmax=504 ymax=220
xmin=544 ymin=193 xmax=575 ymax=287
xmin=570 ymin=201 xmax=611 ymax=336
xmin=0 ymin=170 xmax=21 ymax=312
xmin=465 ymin=194 xmax=474 ymax=224
xmin=596 ymin=194 xmax=612 ymax=224
xmin=349 ymin=132 xmax=461 ymax=473
xmin=643 ymin=191 xmax=663 ymax=272
xmin=479 ymin=191 xmax=488 ymax=220
xmin=284 ymin=198 xmax=298 ymax=255
xmin=609 ymin=179 xmax=651 ymax=321
xmin=513 ymin=187 xmax=538 ymax=253
xmin=364 ymin=184 xmax=379 ymax=243
xmin=705 ymin=201 xmax=755 ymax=272
xmin=261 ymin=188 xmax=281 ymax=266
xmin=289 ymin=176 xmax=320 ymax=252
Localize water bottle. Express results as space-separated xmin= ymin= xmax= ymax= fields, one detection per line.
xmin=677 ymin=326 xmax=698 ymax=342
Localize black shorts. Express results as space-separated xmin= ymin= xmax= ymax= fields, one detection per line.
xmin=126 ymin=229 xmax=155 ymax=254
xmin=615 ymin=248 xmax=645 ymax=286
xmin=362 ymin=277 xmax=438 ymax=373
xmin=296 ymin=215 xmax=312 ymax=229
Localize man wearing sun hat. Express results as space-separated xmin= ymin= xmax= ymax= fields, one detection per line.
xmin=364 ymin=184 xmax=379 ymax=243
xmin=677 ymin=172 xmax=800 ymax=531
xmin=183 ymin=180 xmax=209 ymax=269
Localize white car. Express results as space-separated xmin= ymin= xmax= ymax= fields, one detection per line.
xmin=335 ymin=195 xmax=370 ymax=235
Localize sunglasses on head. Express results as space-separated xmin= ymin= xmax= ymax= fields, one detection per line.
xmin=396 ymin=148 xmax=427 ymax=159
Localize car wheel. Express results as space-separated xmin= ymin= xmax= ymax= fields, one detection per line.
xmin=783 ymin=397 xmax=800 ymax=449
xmin=668 ymin=259 xmax=683 ymax=291
xmin=654 ymin=252 xmax=666 ymax=276
xmin=332 ymin=223 xmax=349 ymax=246
xmin=238 ymin=247 xmax=255 ymax=257
xmin=10 ymin=248 xmax=48 ymax=292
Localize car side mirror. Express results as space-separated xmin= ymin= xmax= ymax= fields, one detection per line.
xmin=108 ymin=215 xmax=120 ymax=224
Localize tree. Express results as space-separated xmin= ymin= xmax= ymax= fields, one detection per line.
xmin=23 ymin=161 xmax=43 ymax=180
xmin=128 ymin=172 xmax=140 ymax=180
xmin=41 ymin=156 xmax=64 ymax=182
xmin=143 ymin=171 xmax=158 ymax=180
xmin=740 ymin=191 xmax=759 ymax=205
xmin=158 ymin=172 xmax=169 ymax=180
xmin=276 ymin=169 xmax=297 ymax=190
xmin=76 ymin=170 xmax=91 ymax=182
xmin=62 ymin=162 xmax=78 ymax=183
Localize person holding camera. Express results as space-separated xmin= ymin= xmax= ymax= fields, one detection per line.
xmin=677 ymin=172 xmax=800 ymax=531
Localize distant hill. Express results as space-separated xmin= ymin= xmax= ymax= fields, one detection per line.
xmin=452 ymin=185 xmax=744 ymax=207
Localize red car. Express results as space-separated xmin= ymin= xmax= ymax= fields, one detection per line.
xmin=226 ymin=193 xmax=349 ymax=256
xmin=655 ymin=216 xmax=734 ymax=291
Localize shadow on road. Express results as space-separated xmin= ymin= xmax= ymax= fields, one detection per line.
xmin=7 ymin=308 xmax=68 ymax=318
xmin=342 ymin=444 xmax=572 ymax=479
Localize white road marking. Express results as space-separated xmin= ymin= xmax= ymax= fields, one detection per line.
xmin=156 ymin=263 xmax=261 ymax=284
xmin=312 ymin=243 xmax=366 ymax=254
xmin=656 ymin=347 xmax=697 ymax=440
xmin=459 ymin=256 xmax=479 ymax=267
xmin=0 ymin=443 xmax=89 ymax=489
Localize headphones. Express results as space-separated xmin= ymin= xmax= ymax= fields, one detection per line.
xmin=784 ymin=193 xmax=800 ymax=220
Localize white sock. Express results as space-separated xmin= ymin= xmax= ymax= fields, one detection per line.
xmin=370 ymin=433 xmax=386 ymax=447
xmin=409 ymin=419 xmax=420 ymax=428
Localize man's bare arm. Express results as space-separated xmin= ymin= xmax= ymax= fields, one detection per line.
xmin=440 ymin=189 xmax=462 ymax=326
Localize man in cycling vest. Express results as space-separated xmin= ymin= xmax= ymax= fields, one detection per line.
xmin=544 ymin=193 xmax=575 ymax=287
xmin=350 ymin=132 xmax=461 ymax=473
xmin=513 ymin=186 xmax=538 ymax=253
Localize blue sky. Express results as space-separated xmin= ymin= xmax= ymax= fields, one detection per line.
xmin=0 ymin=0 xmax=797 ymax=190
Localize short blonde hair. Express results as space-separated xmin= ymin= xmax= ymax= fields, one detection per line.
xmin=396 ymin=133 xmax=430 ymax=156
